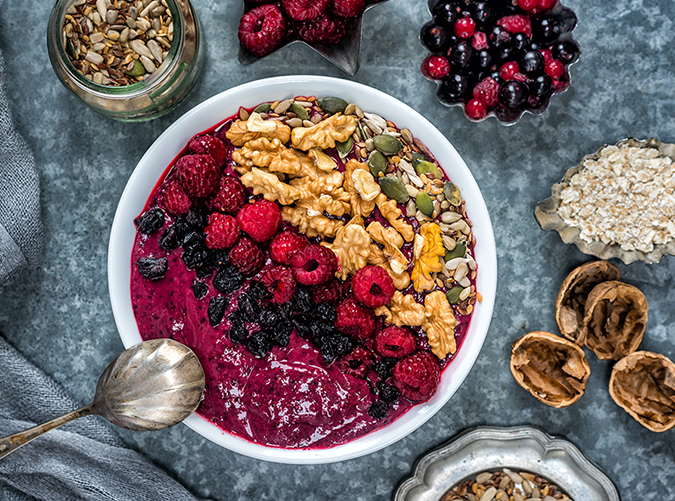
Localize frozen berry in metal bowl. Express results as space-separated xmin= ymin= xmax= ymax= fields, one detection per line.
xmin=110 ymin=77 xmax=497 ymax=464
xmin=420 ymin=0 xmax=580 ymax=124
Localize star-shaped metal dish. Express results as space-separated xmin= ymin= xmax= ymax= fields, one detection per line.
xmin=238 ymin=1 xmax=390 ymax=76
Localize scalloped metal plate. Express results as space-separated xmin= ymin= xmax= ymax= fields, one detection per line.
xmin=395 ymin=426 xmax=620 ymax=501
xmin=535 ymin=138 xmax=675 ymax=265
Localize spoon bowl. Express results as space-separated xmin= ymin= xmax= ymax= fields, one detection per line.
xmin=0 ymin=338 xmax=205 ymax=459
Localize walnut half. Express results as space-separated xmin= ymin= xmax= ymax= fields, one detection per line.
xmin=555 ymin=260 xmax=621 ymax=345
xmin=582 ymin=280 xmax=648 ymax=360
xmin=609 ymin=351 xmax=675 ymax=432
xmin=510 ymin=331 xmax=591 ymax=408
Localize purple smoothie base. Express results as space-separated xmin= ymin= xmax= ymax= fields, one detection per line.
xmin=130 ymin=106 xmax=476 ymax=449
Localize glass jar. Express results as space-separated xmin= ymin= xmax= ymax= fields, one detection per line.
xmin=47 ymin=0 xmax=204 ymax=122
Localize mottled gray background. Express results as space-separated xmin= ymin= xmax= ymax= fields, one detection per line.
xmin=1 ymin=0 xmax=674 ymax=499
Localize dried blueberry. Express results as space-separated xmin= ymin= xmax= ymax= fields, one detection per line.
xmin=136 ymin=257 xmax=168 ymax=280
xmin=213 ymin=265 xmax=243 ymax=294
xmin=314 ymin=331 xmax=354 ymax=365
xmin=196 ymin=266 xmax=213 ymax=279
xmin=205 ymin=249 xmax=229 ymax=271
xmin=258 ymin=306 xmax=280 ymax=329
xmin=367 ymin=401 xmax=389 ymax=420
xmin=377 ymin=382 xmax=401 ymax=403
xmin=237 ymin=293 xmax=260 ymax=322
xmin=185 ymin=206 xmax=208 ymax=229
xmin=208 ymin=296 xmax=228 ymax=327
xmin=193 ymin=280 xmax=208 ymax=299
xmin=373 ymin=357 xmax=397 ymax=380
xmin=245 ymin=330 xmax=274 ymax=358
xmin=271 ymin=322 xmax=293 ymax=347
xmin=228 ymin=311 xmax=249 ymax=343
xmin=134 ymin=208 xmax=165 ymax=235
xmin=315 ymin=303 xmax=337 ymax=324
xmin=173 ymin=216 xmax=191 ymax=240
xmin=292 ymin=287 xmax=312 ymax=315
xmin=182 ymin=231 xmax=208 ymax=269
xmin=293 ymin=313 xmax=313 ymax=339
xmin=246 ymin=280 xmax=273 ymax=302
xmin=158 ymin=225 xmax=181 ymax=250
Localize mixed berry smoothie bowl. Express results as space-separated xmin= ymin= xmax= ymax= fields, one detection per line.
xmin=109 ymin=76 xmax=497 ymax=463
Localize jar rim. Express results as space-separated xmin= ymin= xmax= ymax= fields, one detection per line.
xmin=48 ymin=0 xmax=185 ymax=99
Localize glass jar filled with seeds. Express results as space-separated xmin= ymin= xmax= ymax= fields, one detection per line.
xmin=47 ymin=0 xmax=203 ymax=121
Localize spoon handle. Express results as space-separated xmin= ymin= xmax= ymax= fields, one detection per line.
xmin=0 ymin=403 xmax=96 ymax=460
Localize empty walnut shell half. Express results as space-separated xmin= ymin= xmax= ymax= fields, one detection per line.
xmin=609 ymin=351 xmax=675 ymax=432
xmin=510 ymin=331 xmax=591 ymax=408
xmin=555 ymin=260 xmax=621 ymax=345
xmin=582 ymin=281 xmax=648 ymax=361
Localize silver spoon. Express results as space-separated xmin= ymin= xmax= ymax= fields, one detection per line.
xmin=0 ymin=338 xmax=205 ymax=460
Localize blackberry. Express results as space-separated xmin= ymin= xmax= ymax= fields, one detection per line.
xmin=237 ymin=293 xmax=260 ymax=322
xmin=208 ymin=296 xmax=228 ymax=327
xmin=158 ymin=225 xmax=181 ymax=250
xmin=245 ymin=330 xmax=274 ymax=358
xmin=136 ymin=257 xmax=168 ymax=280
xmin=193 ymin=280 xmax=208 ymax=299
xmin=367 ymin=401 xmax=389 ymax=420
xmin=377 ymin=382 xmax=401 ymax=403
xmin=246 ymin=280 xmax=273 ymax=302
xmin=213 ymin=265 xmax=244 ymax=294
xmin=182 ymin=231 xmax=208 ymax=269
xmin=134 ymin=208 xmax=165 ymax=235
xmin=315 ymin=303 xmax=337 ymax=324
xmin=185 ymin=206 xmax=208 ymax=229
xmin=373 ymin=357 xmax=397 ymax=380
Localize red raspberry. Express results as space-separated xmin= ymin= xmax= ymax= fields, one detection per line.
xmin=290 ymin=245 xmax=338 ymax=285
xmin=335 ymin=297 xmax=375 ymax=339
xmin=392 ymin=351 xmax=441 ymax=402
xmin=205 ymin=213 xmax=240 ymax=249
xmin=454 ymin=16 xmax=475 ymax=39
xmin=499 ymin=61 xmax=520 ymax=81
xmin=421 ymin=55 xmax=450 ymax=80
xmin=351 ymin=266 xmax=395 ymax=308
xmin=471 ymin=31 xmax=489 ymax=50
xmin=517 ymin=0 xmax=538 ymax=11
xmin=188 ymin=135 xmax=228 ymax=167
xmin=269 ymin=230 xmax=309 ymax=265
xmin=283 ymin=0 xmax=329 ymax=21
xmin=552 ymin=71 xmax=570 ymax=93
xmin=175 ymin=154 xmax=220 ymax=198
xmin=162 ymin=181 xmax=192 ymax=215
xmin=261 ymin=265 xmax=297 ymax=304
xmin=473 ymin=76 xmax=499 ymax=106
xmin=497 ymin=15 xmax=532 ymax=36
xmin=539 ymin=48 xmax=553 ymax=63
xmin=538 ymin=0 xmax=557 ymax=9
xmin=311 ymin=278 xmax=346 ymax=305
xmin=464 ymin=98 xmax=488 ymax=121
xmin=332 ymin=0 xmax=365 ymax=18
xmin=208 ymin=176 xmax=247 ymax=215
xmin=238 ymin=4 xmax=286 ymax=57
xmin=337 ymin=346 xmax=374 ymax=378
xmin=236 ymin=199 xmax=282 ymax=242
xmin=298 ymin=13 xmax=341 ymax=44
xmin=374 ymin=326 xmax=418 ymax=358
xmin=229 ymin=237 xmax=265 ymax=275
xmin=545 ymin=59 xmax=565 ymax=79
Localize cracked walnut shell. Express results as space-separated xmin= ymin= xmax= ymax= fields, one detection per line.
xmin=582 ymin=281 xmax=648 ymax=361
xmin=555 ymin=260 xmax=621 ymax=345
xmin=423 ymin=291 xmax=457 ymax=359
xmin=511 ymin=331 xmax=591 ymax=408
xmin=609 ymin=351 xmax=675 ymax=432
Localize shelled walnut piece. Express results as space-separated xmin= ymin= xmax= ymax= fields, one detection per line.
xmin=510 ymin=331 xmax=591 ymax=408
xmin=582 ymin=281 xmax=648 ymax=360
xmin=555 ymin=260 xmax=621 ymax=345
xmin=423 ymin=291 xmax=457 ymax=359
xmin=609 ymin=351 xmax=675 ymax=432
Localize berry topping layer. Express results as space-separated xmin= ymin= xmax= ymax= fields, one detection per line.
xmin=421 ymin=0 xmax=580 ymax=123
xmin=131 ymin=96 xmax=479 ymax=449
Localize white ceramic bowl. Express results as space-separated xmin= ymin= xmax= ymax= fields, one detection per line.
xmin=108 ymin=75 xmax=497 ymax=464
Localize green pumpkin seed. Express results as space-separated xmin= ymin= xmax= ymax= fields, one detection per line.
xmin=66 ymin=39 xmax=77 ymax=61
xmin=373 ymin=134 xmax=403 ymax=155
xmin=336 ymin=137 xmax=353 ymax=159
xmin=124 ymin=59 xmax=145 ymax=77
xmin=288 ymin=103 xmax=309 ymax=121
xmin=253 ymin=103 xmax=272 ymax=113
xmin=416 ymin=192 xmax=434 ymax=217
xmin=379 ymin=177 xmax=409 ymax=204
xmin=318 ymin=97 xmax=348 ymax=114
xmin=415 ymin=160 xmax=443 ymax=179
xmin=411 ymin=152 xmax=428 ymax=168
xmin=446 ymin=286 xmax=464 ymax=305
xmin=367 ymin=150 xmax=387 ymax=177
xmin=444 ymin=181 xmax=462 ymax=206
xmin=444 ymin=242 xmax=466 ymax=261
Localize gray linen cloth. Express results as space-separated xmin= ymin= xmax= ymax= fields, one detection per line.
xmin=0 ymin=5 xmax=204 ymax=498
